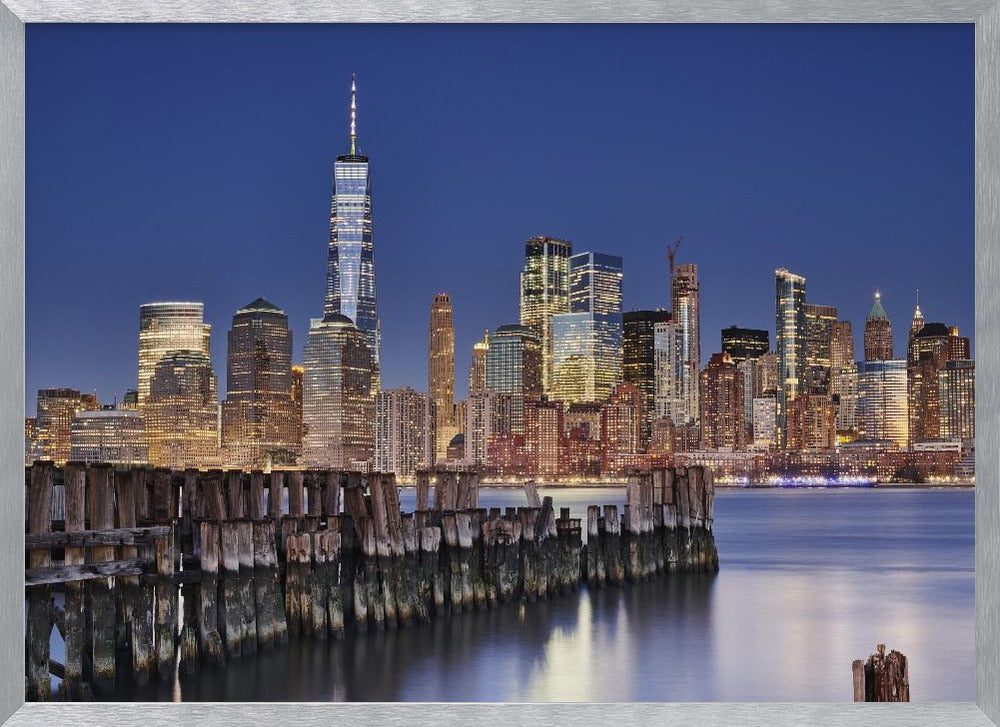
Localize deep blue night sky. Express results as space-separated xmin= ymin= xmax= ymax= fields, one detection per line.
xmin=26 ymin=24 xmax=973 ymax=414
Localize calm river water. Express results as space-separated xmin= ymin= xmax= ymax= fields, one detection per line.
xmin=107 ymin=486 xmax=974 ymax=702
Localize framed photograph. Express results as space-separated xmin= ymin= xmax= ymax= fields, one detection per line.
xmin=2 ymin=3 xmax=998 ymax=727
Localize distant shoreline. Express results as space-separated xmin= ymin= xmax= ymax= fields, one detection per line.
xmin=398 ymin=480 xmax=975 ymax=490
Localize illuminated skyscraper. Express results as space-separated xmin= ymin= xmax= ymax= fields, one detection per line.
xmin=654 ymin=321 xmax=696 ymax=426
xmin=145 ymin=351 xmax=220 ymax=469
xmin=524 ymin=399 xmax=563 ymax=478
xmin=775 ymin=268 xmax=806 ymax=448
xmin=35 ymin=388 xmax=99 ymax=464
xmin=721 ymin=326 xmax=769 ymax=364
xmin=302 ymin=314 xmax=374 ymax=468
xmin=907 ymin=299 xmax=926 ymax=361
xmin=803 ymin=302 xmax=837 ymax=394
xmin=600 ymin=383 xmax=642 ymax=472
xmin=551 ymin=252 xmax=623 ymax=405
xmin=856 ymin=359 xmax=908 ymax=448
xmin=374 ymin=387 xmax=435 ymax=480
xmin=485 ymin=324 xmax=542 ymax=435
xmin=671 ymin=263 xmax=701 ymax=424
xmin=520 ymin=235 xmax=572 ymax=394
xmin=468 ymin=330 xmax=490 ymax=395
xmin=623 ymin=310 xmax=671 ymax=449
xmin=786 ymin=394 xmax=836 ymax=450
xmin=698 ymin=352 xmax=745 ymax=451
xmin=831 ymin=321 xmax=855 ymax=370
xmin=220 ymin=298 xmax=299 ymax=469
xmin=428 ymin=293 xmax=457 ymax=460
xmin=291 ymin=365 xmax=304 ymax=447
xmin=138 ymin=302 xmax=211 ymax=409
xmin=465 ymin=391 xmax=514 ymax=466
xmin=325 ymin=74 xmax=381 ymax=393
xmin=939 ymin=359 xmax=975 ymax=440
xmin=864 ymin=290 xmax=893 ymax=361
xmin=70 ymin=409 xmax=149 ymax=465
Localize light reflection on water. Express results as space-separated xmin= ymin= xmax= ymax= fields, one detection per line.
xmin=101 ymin=487 xmax=972 ymax=702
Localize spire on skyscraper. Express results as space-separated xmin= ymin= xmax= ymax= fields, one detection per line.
xmin=349 ymin=72 xmax=357 ymax=156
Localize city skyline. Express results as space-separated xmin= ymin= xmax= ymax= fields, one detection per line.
xmin=26 ymin=24 xmax=973 ymax=414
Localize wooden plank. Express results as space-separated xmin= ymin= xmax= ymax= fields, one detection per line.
xmin=26 ymin=461 xmax=53 ymax=701
xmin=26 ymin=558 xmax=151 ymax=586
xmin=26 ymin=525 xmax=172 ymax=549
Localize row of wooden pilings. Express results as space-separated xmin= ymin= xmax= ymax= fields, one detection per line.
xmin=25 ymin=462 xmax=718 ymax=701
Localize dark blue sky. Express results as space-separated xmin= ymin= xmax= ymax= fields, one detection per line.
xmin=26 ymin=24 xmax=974 ymax=414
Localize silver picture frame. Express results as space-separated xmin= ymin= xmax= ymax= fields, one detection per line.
xmin=0 ymin=2 xmax=996 ymax=725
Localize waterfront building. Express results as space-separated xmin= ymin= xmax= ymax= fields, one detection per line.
xmin=757 ymin=351 xmax=779 ymax=397
xmin=465 ymin=391 xmax=514 ymax=467
xmin=70 ymin=408 xmax=149 ymax=465
xmin=325 ymin=74 xmax=381 ymax=393
xmin=786 ymin=393 xmax=836 ymax=451
xmin=561 ymin=425 xmax=602 ymax=477
xmin=856 ymin=359 xmax=909 ymax=449
xmin=623 ymin=309 xmax=671 ymax=450
xmin=220 ymin=298 xmax=299 ymax=469
xmin=145 ymin=351 xmax=220 ymax=469
xmin=939 ymin=359 xmax=975 ymax=441
xmin=649 ymin=417 xmax=677 ymax=454
xmin=948 ymin=326 xmax=971 ymax=360
xmin=864 ymin=290 xmax=894 ymax=361
xmin=831 ymin=321 xmax=855 ymax=370
xmin=524 ymin=398 xmax=564 ymax=478
xmin=374 ymin=387 xmax=435 ymax=480
xmin=699 ymin=352 xmax=746 ymax=451
xmin=301 ymin=314 xmax=374 ymax=468
xmin=137 ymin=302 xmax=211 ymax=409
xmin=831 ymin=364 xmax=859 ymax=438
xmin=564 ymin=401 xmax=602 ymax=442
xmin=803 ymin=302 xmax=837 ymax=394
xmin=721 ymin=326 xmax=769 ymax=364
xmin=468 ymin=330 xmax=490 ymax=395
xmin=445 ymin=433 xmax=466 ymax=462
xmin=775 ymin=268 xmax=806 ymax=448
xmin=24 ymin=417 xmax=43 ymax=465
xmin=34 ymin=388 xmax=99 ymax=464
xmin=569 ymin=251 xmax=623 ymax=315
xmin=520 ymin=235 xmax=572 ymax=395
xmin=291 ymin=365 xmax=304 ymax=448
xmin=485 ymin=324 xmax=542 ymax=434
xmin=671 ymin=263 xmax=701 ymax=424
xmin=429 ymin=293 xmax=458 ymax=460
xmin=907 ymin=322 xmax=951 ymax=443
xmin=752 ymin=397 xmax=777 ymax=449
xmin=600 ymin=383 xmax=642 ymax=472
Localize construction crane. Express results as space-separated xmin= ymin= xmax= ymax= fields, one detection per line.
xmin=667 ymin=235 xmax=684 ymax=292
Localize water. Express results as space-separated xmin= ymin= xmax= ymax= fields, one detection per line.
xmin=107 ymin=486 xmax=973 ymax=702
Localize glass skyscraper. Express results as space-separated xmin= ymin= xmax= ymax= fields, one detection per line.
xmin=520 ymin=236 xmax=572 ymax=395
xmin=137 ymin=302 xmax=211 ymax=410
xmin=325 ymin=74 xmax=381 ymax=393
xmin=552 ymin=252 xmax=623 ymax=405
xmin=485 ymin=324 xmax=542 ymax=435
xmin=775 ymin=268 xmax=806 ymax=449
xmin=145 ymin=350 xmax=220 ymax=469
xmin=623 ymin=309 xmax=671 ymax=449
xmin=856 ymin=359 xmax=909 ymax=449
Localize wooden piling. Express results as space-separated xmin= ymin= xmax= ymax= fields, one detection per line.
xmin=26 ymin=462 xmax=54 ymax=701
xmin=197 ymin=520 xmax=225 ymax=668
xmin=60 ymin=462 xmax=86 ymax=699
xmin=857 ymin=644 xmax=910 ymax=702
xmin=154 ymin=524 xmax=176 ymax=679
xmin=88 ymin=463 xmax=117 ymax=694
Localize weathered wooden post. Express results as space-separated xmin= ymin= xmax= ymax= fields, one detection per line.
xmin=416 ymin=469 xmax=431 ymax=513
xmin=197 ymin=519 xmax=225 ymax=668
xmin=26 ymin=462 xmax=53 ymax=701
xmin=154 ymin=525 xmax=177 ymax=679
xmin=854 ymin=644 xmax=910 ymax=702
xmin=60 ymin=462 xmax=87 ymax=699
xmin=219 ymin=520 xmax=244 ymax=657
xmin=308 ymin=530 xmax=328 ymax=638
xmin=441 ymin=511 xmax=462 ymax=612
xmin=523 ymin=480 xmax=541 ymax=508
xmin=324 ymin=526 xmax=345 ymax=637
xmin=88 ymin=463 xmax=117 ymax=694
xmin=418 ymin=525 xmax=443 ymax=618
xmin=519 ymin=507 xmax=538 ymax=601
xmin=534 ymin=497 xmax=555 ymax=598
xmin=252 ymin=518 xmax=286 ymax=649
xmin=602 ymin=505 xmax=624 ymax=585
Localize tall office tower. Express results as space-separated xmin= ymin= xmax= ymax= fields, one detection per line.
xmin=907 ymin=322 xmax=952 ymax=442
xmin=671 ymin=263 xmax=701 ymax=424
xmin=720 ymin=326 xmax=769 ymax=364
xmin=948 ymin=326 xmax=971 ymax=360
xmin=856 ymin=359 xmax=909 ymax=449
xmin=939 ymin=359 xmax=975 ymax=440
xmin=524 ymin=398 xmax=563 ymax=478
xmin=468 ymin=330 xmax=490 ymax=395
xmin=698 ymin=352 xmax=746 ymax=451
xmin=737 ymin=358 xmax=758 ymax=433
xmin=600 ymin=383 xmax=642 ymax=471
xmin=864 ymin=290 xmax=894 ymax=361
xmin=752 ymin=397 xmax=777 ymax=448
xmin=301 ymin=314 xmax=374 ymax=468
xmin=121 ymin=390 xmax=139 ymax=411
xmin=428 ymin=293 xmax=457 ymax=460
xmin=654 ymin=320 xmax=701 ymax=427
xmin=552 ymin=252 xmax=624 ymax=405
xmin=908 ymin=299 xmax=926 ymax=362
xmin=325 ymin=74 xmax=381 ymax=393
xmin=832 ymin=364 xmax=859 ymax=437
xmin=485 ymin=324 xmax=542 ymax=434
xmin=144 ymin=351 xmax=220 ymax=469
xmin=520 ymin=235 xmax=572 ymax=394
xmin=623 ymin=309 xmax=671 ymax=450
xmin=291 ymin=365 xmax=304 ymax=448
xmin=775 ymin=268 xmax=807 ymax=448
xmin=24 ymin=418 xmax=41 ymax=465
xmin=374 ymin=387 xmax=436 ymax=480
xmin=220 ymin=298 xmax=299 ymax=469
xmin=786 ymin=394 xmax=836 ymax=451
xmin=831 ymin=321 xmax=855 ymax=370
xmin=803 ymin=302 xmax=837 ymax=394
xmin=70 ymin=409 xmax=149 ymax=465
xmin=757 ymin=351 xmax=779 ymax=396
xmin=138 ymin=302 xmax=211 ymax=409
xmin=35 ymin=388 xmax=99 ymax=464
xmin=465 ymin=391 xmax=514 ymax=466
